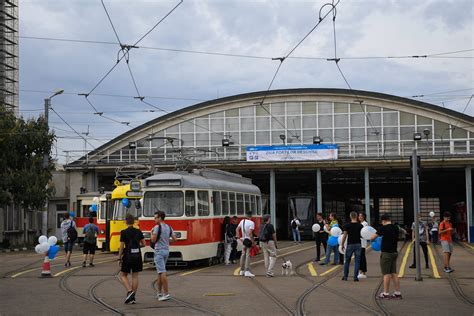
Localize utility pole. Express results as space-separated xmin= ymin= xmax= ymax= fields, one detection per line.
xmin=411 ymin=149 xmax=422 ymax=281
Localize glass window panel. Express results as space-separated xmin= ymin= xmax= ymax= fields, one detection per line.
xmin=302 ymin=129 xmax=317 ymax=143
xmin=351 ymin=128 xmax=365 ymax=141
xmin=400 ymin=112 xmax=415 ymax=125
xmin=229 ymin=192 xmax=236 ymax=215
xmin=225 ymin=108 xmax=239 ymax=117
xmin=211 ymin=133 xmax=223 ymax=146
xmin=400 ymin=126 xmax=415 ymax=140
xmin=334 ymin=129 xmax=349 ymax=142
xmin=210 ymin=118 xmax=224 ymax=131
xmin=350 ymin=103 xmax=364 ymax=113
xmin=244 ymin=194 xmax=251 ymax=215
xmin=417 ymin=115 xmax=432 ymax=125
xmin=367 ymin=112 xmax=381 ymax=126
xmin=240 ymin=117 xmax=254 ymax=130
xmin=383 ymin=127 xmax=398 ymax=141
xmin=251 ymin=195 xmax=256 ymax=215
xmin=383 ymin=112 xmax=398 ymax=126
xmin=256 ymin=196 xmax=262 ymax=215
xmin=197 ymin=191 xmax=209 ymax=216
xmin=367 ymin=129 xmax=381 ymax=141
xmin=210 ymin=111 xmax=224 ymax=118
xmin=226 ymin=118 xmax=239 ymax=131
xmin=185 ymin=191 xmax=195 ymax=217
xmin=165 ymin=133 xmax=179 ymax=143
xmin=288 ymin=116 xmax=301 ymax=129
xmin=434 ymin=120 xmax=450 ymax=139
xmin=144 ymin=191 xmax=183 ymax=217
xmin=318 ymin=101 xmax=332 ymax=114
xmin=303 ymin=115 xmax=317 ymax=129
xmin=256 ymin=104 xmax=270 ymax=116
xmin=350 ymin=113 xmax=365 ymax=127
xmin=318 ymin=115 xmax=332 ymax=128
xmin=334 ymin=102 xmax=348 ymax=113
xmin=180 ymin=121 xmax=194 ymax=133
xmin=302 ymin=102 xmax=317 ymax=114
xmin=236 ymin=193 xmax=244 ymax=215
xmin=256 ymin=131 xmax=270 ymax=144
xmin=221 ymin=192 xmax=229 ymax=215
xmin=286 ymin=102 xmax=301 ymax=115
xmin=196 ymin=133 xmax=209 ymax=146
xmin=181 ymin=133 xmax=194 ymax=147
xmin=334 ymin=114 xmax=348 ymax=128
xmin=452 ymin=127 xmax=467 ymax=139
xmin=319 ymin=129 xmax=333 ymax=142
xmin=271 ymin=103 xmax=285 ymax=115
xmin=272 ymin=131 xmax=285 ymax=144
xmin=271 ymin=117 xmax=286 ymax=130
xmin=195 ymin=118 xmax=209 ymax=133
xmin=240 ymin=106 xmax=254 ymax=116
xmin=256 ymin=117 xmax=270 ymax=130
xmin=166 ymin=125 xmax=179 ymax=133
xmin=241 ymin=132 xmax=254 ymax=145
xmin=213 ymin=191 xmax=221 ymax=215
xmin=366 ymin=105 xmax=380 ymax=112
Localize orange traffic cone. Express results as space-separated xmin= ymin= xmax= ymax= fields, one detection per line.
xmin=41 ymin=256 xmax=52 ymax=277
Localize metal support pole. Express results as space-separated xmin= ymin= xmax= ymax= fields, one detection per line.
xmin=466 ymin=166 xmax=472 ymax=243
xmin=42 ymin=98 xmax=51 ymax=236
xmin=270 ymin=169 xmax=276 ymax=227
xmin=364 ymin=168 xmax=371 ymax=225
xmin=412 ymin=150 xmax=422 ymax=281
xmin=316 ymin=169 xmax=322 ymax=214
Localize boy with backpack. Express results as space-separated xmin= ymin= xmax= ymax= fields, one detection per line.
xmin=61 ymin=212 xmax=77 ymax=267
xmin=82 ymin=217 xmax=99 ymax=267
xmin=118 ymin=213 xmax=145 ymax=304
xmin=259 ymin=214 xmax=277 ymax=277
xmin=151 ymin=210 xmax=177 ymax=301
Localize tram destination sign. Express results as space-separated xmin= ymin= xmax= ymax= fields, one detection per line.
xmin=246 ymin=144 xmax=338 ymax=162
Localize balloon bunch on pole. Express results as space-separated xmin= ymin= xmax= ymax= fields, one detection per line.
xmin=35 ymin=235 xmax=60 ymax=277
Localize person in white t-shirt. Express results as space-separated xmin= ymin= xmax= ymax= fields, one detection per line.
xmin=358 ymin=212 xmax=369 ymax=279
xmin=236 ymin=211 xmax=255 ymax=277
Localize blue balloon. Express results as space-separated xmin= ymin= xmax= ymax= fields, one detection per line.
xmin=328 ymin=235 xmax=339 ymax=247
xmin=332 ymin=224 xmax=339 ymax=228
xmin=91 ymin=204 xmax=98 ymax=212
xmin=122 ymin=198 xmax=130 ymax=207
xmin=69 ymin=211 xmax=74 ymax=217
xmin=48 ymin=245 xmax=60 ymax=260
xmin=372 ymin=237 xmax=382 ymax=252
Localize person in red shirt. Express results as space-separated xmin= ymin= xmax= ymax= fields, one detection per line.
xmin=439 ymin=212 xmax=454 ymax=273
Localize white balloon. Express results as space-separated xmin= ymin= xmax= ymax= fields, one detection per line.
xmin=429 ymin=211 xmax=435 ymax=218
xmin=39 ymin=242 xmax=50 ymax=253
xmin=361 ymin=226 xmax=377 ymax=240
xmin=330 ymin=227 xmax=342 ymax=237
xmin=338 ymin=244 xmax=345 ymax=255
xmin=93 ymin=197 xmax=99 ymax=203
xmin=323 ymin=225 xmax=329 ymax=233
xmin=35 ymin=244 xmax=42 ymax=254
xmin=312 ymin=224 xmax=321 ymax=232
xmin=38 ymin=235 xmax=47 ymax=244
xmin=47 ymin=236 xmax=57 ymax=246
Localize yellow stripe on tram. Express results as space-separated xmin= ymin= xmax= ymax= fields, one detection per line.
xmin=427 ymin=244 xmax=441 ymax=279
xmin=307 ymin=262 xmax=318 ymax=276
xmin=398 ymin=241 xmax=412 ymax=278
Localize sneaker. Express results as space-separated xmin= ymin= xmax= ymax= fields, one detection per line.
xmin=158 ymin=294 xmax=171 ymax=301
xmin=378 ymin=293 xmax=390 ymax=300
xmin=444 ymin=267 xmax=450 ymax=273
xmin=129 ymin=299 xmax=136 ymax=304
xmin=266 ymin=272 xmax=274 ymax=277
xmin=409 ymin=264 xmax=416 ymax=269
xmin=357 ymin=274 xmax=367 ymax=279
xmin=82 ymin=261 xmax=86 ymax=268
xmin=319 ymin=262 xmax=327 ymax=266
xmin=244 ymin=271 xmax=255 ymax=277
xmin=314 ymin=258 xmax=320 ymax=262
xmin=89 ymin=263 xmax=95 ymax=267
xmin=156 ymin=292 xmax=163 ymax=299
xmin=447 ymin=268 xmax=455 ymax=273
xmin=124 ymin=291 xmax=135 ymax=304
xmin=239 ymin=270 xmax=245 ymax=276
xmin=341 ymin=277 xmax=347 ymax=281
xmin=231 ymin=260 xmax=236 ymax=264
xmin=390 ymin=293 xmax=403 ymax=300
xmin=354 ymin=278 xmax=359 ymax=282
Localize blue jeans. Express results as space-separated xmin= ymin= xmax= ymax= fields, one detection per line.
xmin=324 ymin=244 xmax=339 ymax=264
xmin=292 ymin=229 xmax=301 ymax=242
xmin=343 ymin=244 xmax=362 ymax=279
xmin=154 ymin=249 xmax=169 ymax=274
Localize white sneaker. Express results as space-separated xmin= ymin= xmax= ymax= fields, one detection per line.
xmin=158 ymin=294 xmax=171 ymax=301
xmin=244 ymin=271 xmax=255 ymax=277
xmin=156 ymin=292 xmax=163 ymax=299
xmin=239 ymin=270 xmax=245 ymax=276
xmin=357 ymin=274 xmax=367 ymax=279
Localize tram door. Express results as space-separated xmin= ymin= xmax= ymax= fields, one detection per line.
xmin=288 ymin=195 xmax=315 ymax=239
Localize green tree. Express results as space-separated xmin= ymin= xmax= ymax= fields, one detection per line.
xmin=0 ymin=106 xmax=55 ymax=209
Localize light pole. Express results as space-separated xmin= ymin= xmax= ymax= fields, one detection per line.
xmin=412 ymin=132 xmax=423 ymax=281
xmin=42 ymin=89 xmax=64 ymax=236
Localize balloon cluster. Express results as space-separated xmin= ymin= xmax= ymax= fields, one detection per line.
xmin=360 ymin=226 xmax=382 ymax=252
xmin=90 ymin=197 xmax=99 ymax=213
xmin=35 ymin=235 xmax=60 ymax=259
xmin=327 ymin=225 xmax=342 ymax=247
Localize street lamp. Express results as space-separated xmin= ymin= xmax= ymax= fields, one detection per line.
xmin=279 ymin=133 xmax=286 ymax=145
xmin=412 ymin=132 xmax=422 ymax=281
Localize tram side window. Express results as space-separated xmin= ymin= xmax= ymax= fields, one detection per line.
xmin=250 ymin=195 xmax=256 ymax=215
xmin=256 ymin=196 xmax=262 ymax=215
xmin=244 ymin=194 xmax=251 ymax=215
xmin=197 ymin=191 xmax=210 ymax=216
xmin=221 ymin=192 xmax=229 ymax=215
xmin=229 ymin=192 xmax=236 ymax=215
xmin=185 ymin=191 xmax=196 ymax=217
xmin=236 ymin=193 xmax=244 ymax=215
xmin=213 ymin=191 xmax=222 ymax=216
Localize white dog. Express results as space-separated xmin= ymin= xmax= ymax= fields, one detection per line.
xmin=281 ymin=259 xmax=293 ymax=276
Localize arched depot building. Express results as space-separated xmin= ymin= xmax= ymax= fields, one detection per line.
xmin=58 ymin=88 xmax=474 ymax=242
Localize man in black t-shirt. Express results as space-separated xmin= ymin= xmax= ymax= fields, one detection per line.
xmin=341 ymin=212 xmax=364 ymax=281
xmin=372 ymin=213 xmax=402 ymax=300
xmin=118 ymin=213 xmax=145 ymax=304
xmin=259 ymin=214 xmax=277 ymax=277
xmin=313 ymin=213 xmax=328 ymax=262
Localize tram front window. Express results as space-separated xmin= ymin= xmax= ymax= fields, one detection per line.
xmin=289 ymin=197 xmax=312 ymax=221
xmin=144 ymin=191 xmax=184 ymax=217
xmin=113 ymin=199 xmax=141 ymax=220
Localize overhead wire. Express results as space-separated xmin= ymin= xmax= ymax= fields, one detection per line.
xmin=49 ymin=106 xmax=96 ymax=149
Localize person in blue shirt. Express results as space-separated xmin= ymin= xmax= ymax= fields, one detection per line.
xmin=83 ymin=217 xmax=99 ymax=267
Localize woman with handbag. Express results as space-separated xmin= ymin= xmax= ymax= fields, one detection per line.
xmin=236 ymin=211 xmax=255 ymax=277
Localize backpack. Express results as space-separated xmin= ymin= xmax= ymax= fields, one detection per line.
xmin=291 ymin=220 xmax=298 ymax=229
xmin=67 ymin=221 xmax=78 ymax=242
xmin=84 ymin=224 xmax=96 ymax=244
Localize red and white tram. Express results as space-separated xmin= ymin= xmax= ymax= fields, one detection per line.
xmin=140 ymin=169 xmax=262 ymax=264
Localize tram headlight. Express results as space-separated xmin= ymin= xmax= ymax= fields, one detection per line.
xmin=175 ymin=232 xmax=182 ymax=239
xmin=143 ymin=231 xmax=151 ymax=239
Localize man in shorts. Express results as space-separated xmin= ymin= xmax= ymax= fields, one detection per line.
xmin=371 ymin=213 xmax=402 ymax=299
xmin=151 ymin=211 xmax=177 ymax=301
xmin=60 ymin=212 xmax=76 ymax=267
xmin=118 ymin=213 xmax=145 ymax=304
xmin=439 ymin=212 xmax=454 ymax=273
xmin=82 ymin=217 xmax=99 ymax=267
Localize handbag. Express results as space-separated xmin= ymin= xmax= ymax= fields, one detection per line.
xmin=242 ymin=219 xmax=253 ymax=248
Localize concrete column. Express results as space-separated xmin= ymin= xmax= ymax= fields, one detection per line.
xmin=316 ymin=169 xmax=322 ymax=213
xmin=364 ymin=168 xmax=371 ymax=224
xmin=466 ymin=166 xmax=472 ymax=243
xmin=270 ymin=169 xmax=276 ymax=227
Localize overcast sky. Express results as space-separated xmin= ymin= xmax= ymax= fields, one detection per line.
xmin=19 ymin=0 xmax=473 ymax=163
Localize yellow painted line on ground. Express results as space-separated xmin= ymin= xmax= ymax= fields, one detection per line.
xmin=427 ymin=244 xmax=441 ymax=279
xmin=398 ymin=241 xmax=412 ymax=278
xmin=10 ymin=267 xmax=41 ymax=278
xmin=307 ymin=262 xmax=318 ymax=276
xmin=233 ymin=244 xmax=316 ymax=276
xmin=463 ymin=242 xmax=474 ymax=250
xmin=53 ymin=258 xmax=117 ymax=277
xmin=320 ymin=264 xmax=340 ymax=276
xmin=181 ymin=266 xmax=214 ymax=276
